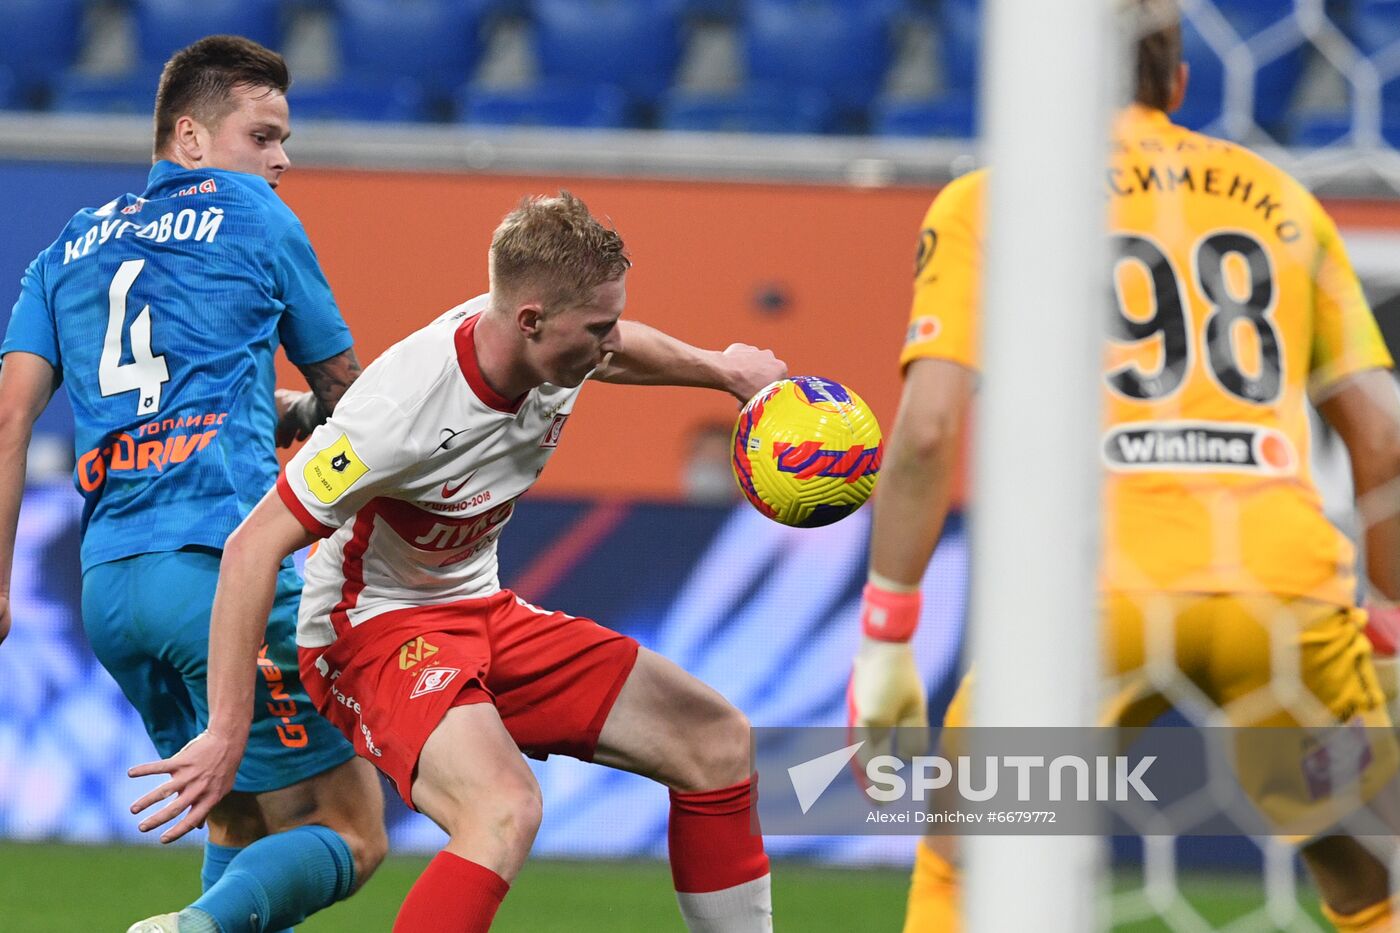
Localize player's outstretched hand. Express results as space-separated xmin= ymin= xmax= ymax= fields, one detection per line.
xmin=128 ymin=730 xmax=242 ymax=843
xmin=848 ymin=636 xmax=929 ymax=768
xmin=721 ymin=343 xmax=787 ymax=403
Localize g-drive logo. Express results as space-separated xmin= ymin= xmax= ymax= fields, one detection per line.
xmin=788 ymin=742 xmax=1157 ymax=815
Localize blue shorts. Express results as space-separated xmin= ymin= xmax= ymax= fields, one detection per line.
xmin=82 ymin=547 xmax=355 ymax=793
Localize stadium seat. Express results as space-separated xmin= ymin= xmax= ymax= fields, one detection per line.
xmin=1348 ymin=0 xmax=1400 ymax=57
xmin=286 ymin=79 xmax=430 ymax=122
xmin=1181 ymin=0 xmax=1304 ymax=135
xmin=529 ymin=0 xmax=684 ymax=106
xmin=659 ymin=86 xmax=835 ymax=133
xmin=871 ymin=92 xmax=975 ymax=138
xmin=1289 ymin=111 xmax=1352 ymax=148
xmin=458 ymin=83 xmax=634 ymax=128
xmin=133 ymin=0 xmax=283 ymax=70
xmin=0 ymin=0 xmax=83 ymax=101
xmin=0 ymin=67 xmax=19 ymax=111
xmin=742 ymin=0 xmax=893 ymax=121
xmin=49 ymin=72 xmax=160 ymax=117
xmin=937 ymin=0 xmax=980 ymax=97
xmin=335 ymin=0 xmax=485 ymax=99
xmin=1176 ymin=15 xmax=1225 ymax=131
xmin=674 ymin=0 xmax=739 ymax=19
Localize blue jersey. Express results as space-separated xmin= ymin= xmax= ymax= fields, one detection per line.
xmin=2 ymin=161 xmax=352 ymax=569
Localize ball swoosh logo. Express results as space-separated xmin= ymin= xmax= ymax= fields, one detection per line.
xmin=441 ymin=470 xmax=477 ymax=498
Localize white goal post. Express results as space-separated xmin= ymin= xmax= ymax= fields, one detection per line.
xmin=965 ymin=1 xmax=1119 ymax=930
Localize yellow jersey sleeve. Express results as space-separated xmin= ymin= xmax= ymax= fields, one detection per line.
xmin=1309 ymin=195 xmax=1392 ymax=398
xmin=899 ymin=170 xmax=986 ymax=372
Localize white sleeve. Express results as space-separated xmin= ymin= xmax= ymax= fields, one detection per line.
xmin=276 ymin=393 xmax=416 ymax=536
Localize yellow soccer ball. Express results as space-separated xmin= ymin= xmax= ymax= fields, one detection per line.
xmin=731 ymin=376 xmax=883 ymax=527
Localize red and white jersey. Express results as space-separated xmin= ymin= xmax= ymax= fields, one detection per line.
xmin=278 ymin=295 xmax=585 ymax=647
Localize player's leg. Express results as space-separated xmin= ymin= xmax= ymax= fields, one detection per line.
xmin=119 ymin=552 xmax=383 ymax=933
xmin=1210 ymin=596 xmax=1400 ymax=929
xmin=397 ymin=701 xmax=541 ymax=932
xmin=296 ymin=598 xmax=539 ymax=932
xmin=591 ymin=648 xmax=772 ymax=932
xmin=184 ymin=561 xmax=384 ymax=933
xmin=903 ymin=675 xmax=969 ymax=933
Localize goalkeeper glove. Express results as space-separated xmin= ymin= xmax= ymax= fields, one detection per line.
xmin=849 ymin=582 xmax=928 ymax=763
xmin=1364 ymin=601 xmax=1400 ymax=707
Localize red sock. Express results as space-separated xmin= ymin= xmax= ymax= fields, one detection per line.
xmin=392 ymin=852 xmax=510 ymax=932
xmin=668 ymin=774 xmax=770 ymax=894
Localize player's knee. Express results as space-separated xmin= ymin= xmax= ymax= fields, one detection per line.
xmin=485 ymin=778 xmax=543 ymax=854
xmin=443 ymin=770 xmax=542 ymax=856
xmin=676 ymin=702 xmax=752 ymax=792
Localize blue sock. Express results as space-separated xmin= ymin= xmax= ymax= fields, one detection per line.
xmin=182 ymin=826 xmax=355 ymax=933
xmin=202 ymin=842 xmax=242 ymax=892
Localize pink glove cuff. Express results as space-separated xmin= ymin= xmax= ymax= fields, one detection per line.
xmin=860 ymin=582 xmax=921 ymax=642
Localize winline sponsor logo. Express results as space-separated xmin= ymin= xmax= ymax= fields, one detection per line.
xmin=1102 ymin=421 xmax=1294 ymax=473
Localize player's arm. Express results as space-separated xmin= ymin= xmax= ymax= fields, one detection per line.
xmin=0 ymin=352 xmax=58 ymax=645
xmin=850 ymin=171 xmax=983 ymax=742
xmin=128 ymin=488 xmax=316 ymax=842
xmin=276 ymin=347 xmax=364 ymax=447
xmin=591 ymin=320 xmax=786 ymax=403
xmin=1317 ymin=369 xmax=1400 ymax=601
xmin=851 ymin=358 xmax=974 ymax=734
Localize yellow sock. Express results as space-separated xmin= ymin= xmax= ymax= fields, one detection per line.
xmin=903 ymin=841 xmax=960 ymax=933
xmin=1323 ymin=896 xmax=1396 ymax=932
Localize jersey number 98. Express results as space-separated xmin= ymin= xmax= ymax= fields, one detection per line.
xmin=1107 ymin=230 xmax=1280 ymax=405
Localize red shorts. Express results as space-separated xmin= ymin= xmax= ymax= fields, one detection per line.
xmin=298 ymin=589 xmax=639 ymax=807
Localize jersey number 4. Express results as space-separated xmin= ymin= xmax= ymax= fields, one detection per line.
xmin=1107 ymin=230 xmax=1280 ymax=405
xmin=101 ymin=259 xmax=170 ymax=417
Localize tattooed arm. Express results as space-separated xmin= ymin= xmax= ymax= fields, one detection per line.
xmin=275 ymin=347 xmax=363 ymax=448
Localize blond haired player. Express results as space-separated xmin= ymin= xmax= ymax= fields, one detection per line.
xmin=130 ymin=192 xmax=785 ymax=932
xmin=848 ymin=3 xmax=1400 ymax=930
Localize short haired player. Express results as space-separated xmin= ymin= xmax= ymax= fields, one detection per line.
xmin=848 ymin=3 xmax=1400 ymax=929
xmin=0 ymin=35 xmax=387 ymax=933
xmin=131 ymin=192 xmax=786 ymax=932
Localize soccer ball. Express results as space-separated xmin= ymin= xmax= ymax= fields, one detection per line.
xmin=731 ymin=376 xmax=883 ymax=527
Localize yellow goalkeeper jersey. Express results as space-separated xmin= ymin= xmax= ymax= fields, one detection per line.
xmin=901 ymin=104 xmax=1392 ymax=606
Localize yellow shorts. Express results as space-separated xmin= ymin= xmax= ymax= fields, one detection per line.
xmin=943 ymin=594 xmax=1399 ymax=838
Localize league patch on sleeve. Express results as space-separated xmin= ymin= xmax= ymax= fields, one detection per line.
xmin=303 ymin=433 xmax=370 ymax=504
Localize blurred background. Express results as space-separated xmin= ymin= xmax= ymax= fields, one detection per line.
xmin=5 ymin=0 xmax=1400 ymax=928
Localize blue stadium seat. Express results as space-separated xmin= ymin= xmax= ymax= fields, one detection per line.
xmin=871 ymin=92 xmax=975 ymax=138
xmin=659 ymin=86 xmax=835 ymax=133
xmin=938 ymin=0 xmax=980 ymax=97
xmin=458 ymin=83 xmax=634 ymax=128
xmin=1177 ymin=16 xmax=1225 ymax=131
xmin=0 ymin=67 xmax=20 ymax=110
xmin=674 ymin=0 xmax=739 ymax=19
xmin=1348 ymin=0 xmax=1400 ymax=56
xmin=133 ymin=0 xmax=283 ymax=70
xmin=336 ymin=0 xmax=484 ymax=98
xmin=530 ymin=0 xmax=683 ymax=106
xmin=0 ymin=0 xmax=83 ymax=99
xmin=50 ymin=72 xmax=161 ymax=117
xmin=286 ymin=79 xmax=429 ymax=122
xmin=1180 ymin=1 xmax=1304 ymax=134
xmin=742 ymin=0 xmax=892 ymax=119
xmin=1289 ymin=111 xmax=1351 ymax=148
